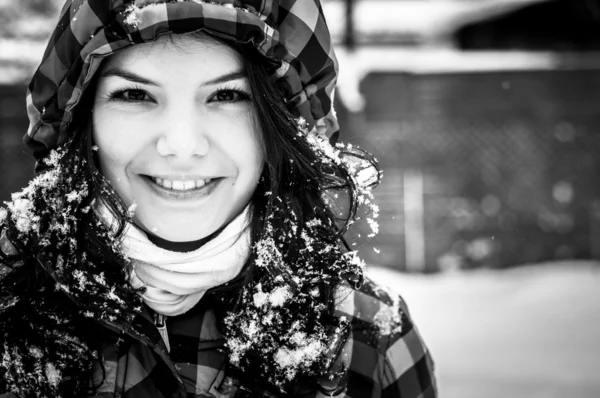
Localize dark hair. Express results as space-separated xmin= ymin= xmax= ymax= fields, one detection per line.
xmin=0 ymin=31 xmax=378 ymax=396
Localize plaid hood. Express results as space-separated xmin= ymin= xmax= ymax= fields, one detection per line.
xmin=24 ymin=0 xmax=339 ymax=161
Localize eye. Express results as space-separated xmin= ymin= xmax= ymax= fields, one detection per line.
xmin=124 ymin=89 xmax=149 ymax=101
xmin=211 ymin=89 xmax=250 ymax=103
xmin=109 ymin=88 xmax=152 ymax=103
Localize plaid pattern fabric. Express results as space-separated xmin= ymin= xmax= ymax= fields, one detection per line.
xmin=25 ymin=0 xmax=339 ymax=161
xmin=89 ymin=277 xmax=437 ymax=398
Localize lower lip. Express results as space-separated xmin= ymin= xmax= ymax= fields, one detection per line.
xmin=144 ymin=176 xmax=222 ymax=201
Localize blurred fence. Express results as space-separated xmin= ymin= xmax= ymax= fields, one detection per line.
xmin=338 ymin=68 xmax=600 ymax=272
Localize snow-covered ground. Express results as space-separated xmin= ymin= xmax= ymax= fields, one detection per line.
xmin=368 ymin=262 xmax=600 ymax=398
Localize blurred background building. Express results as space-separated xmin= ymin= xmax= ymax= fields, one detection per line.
xmin=1 ymin=1 xmax=600 ymax=397
xmin=326 ymin=0 xmax=600 ymax=273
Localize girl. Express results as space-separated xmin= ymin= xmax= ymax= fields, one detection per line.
xmin=0 ymin=1 xmax=436 ymax=397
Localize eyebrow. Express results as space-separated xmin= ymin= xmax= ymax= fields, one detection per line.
xmin=100 ymin=68 xmax=247 ymax=86
xmin=100 ymin=68 xmax=159 ymax=86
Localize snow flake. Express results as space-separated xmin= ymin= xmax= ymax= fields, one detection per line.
xmin=44 ymin=150 xmax=62 ymax=167
xmin=262 ymin=311 xmax=274 ymax=325
xmin=56 ymin=283 xmax=70 ymax=294
xmin=289 ymin=331 xmax=307 ymax=346
xmin=269 ymin=286 xmax=291 ymax=307
xmin=306 ymin=218 xmax=321 ymax=228
xmin=252 ymin=284 xmax=291 ymax=307
xmin=274 ymin=338 xmax=325 ymax=380
xmin=8 ymin=198 xmax=39 ymax=234
xmin=73 ymin=269 xmax=88 ymax=291
xmin=29 ymin=347 xmax=43 ymax=359
xmin=372 ymin=288 xmax=403 ymax=336
xmin=367 ymin=218 xmax=379 ymax=237
xmin=123 ymin=5 xmax=141 ymax=27
xmin=341 ymin=250 xmax=366 ymax=270
xmin=252 ymin=284 xmax=268 ymax=307
xmin=246 ymin=320 xmax=259 ymax=338
xmin=127 ymin=203 xmax=138 ymax=218
xmin=66 ymin=190 xmax=82 ymax=203
xmin=107 ymin=286 xmax=125 ymax=305
xmin=93 ymin=273 xmax=107 ymax=286
xmin=45 ymin=363 xmax=62 ymax=387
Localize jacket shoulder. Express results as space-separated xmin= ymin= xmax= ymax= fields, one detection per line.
xmin=347 ymin=276 xmax=414 ymax=342
xmin=344 ymin=276 xmax=438 ymax=398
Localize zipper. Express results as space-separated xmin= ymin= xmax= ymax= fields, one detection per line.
xmin=154 ymin=313 xmax=171 ymax=353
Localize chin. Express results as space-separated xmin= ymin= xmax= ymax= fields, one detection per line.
xmin=135 ymin=216 xmax=216 ymax=242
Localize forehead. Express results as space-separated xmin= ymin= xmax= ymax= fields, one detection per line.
xmin=100 ymin=33 xmax=243 ymax=73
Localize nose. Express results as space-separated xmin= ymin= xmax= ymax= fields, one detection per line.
xmin=156 ymin=104 xmax=209 ymax=159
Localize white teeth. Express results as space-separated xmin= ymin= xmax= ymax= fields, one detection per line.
xmin=152 ymin=177 xmax=212 ymax=191
xmin=171 ymin=180 xmax=185 ymax=190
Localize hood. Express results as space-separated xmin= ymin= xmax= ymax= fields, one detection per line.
xmin=24 ymin=0 xmax=339 ymax=161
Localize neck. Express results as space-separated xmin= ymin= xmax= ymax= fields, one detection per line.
xmin=146 ymin=228 xmax=223 ymax=252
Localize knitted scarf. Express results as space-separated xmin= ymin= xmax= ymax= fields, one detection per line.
xmin=98 ymin=204 xmax=252 ymax=316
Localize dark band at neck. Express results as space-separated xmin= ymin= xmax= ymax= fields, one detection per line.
xmin=146 ymin=228 xmax=224 ymax=253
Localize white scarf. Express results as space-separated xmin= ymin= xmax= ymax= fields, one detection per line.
xmin=96 ymin=202 xmax=252 ymax=317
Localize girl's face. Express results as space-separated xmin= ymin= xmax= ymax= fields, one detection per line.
xmin=93 ymin=34 xmax=263 ymax=242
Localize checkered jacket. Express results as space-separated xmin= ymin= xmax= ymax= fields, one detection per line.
xmin=86 ymin=277 xmax=436 ymax=398
xmin=25 ymin=0 xmax=340 ymax=162
xmin=0 ymin=218 xmax=436 ymax=397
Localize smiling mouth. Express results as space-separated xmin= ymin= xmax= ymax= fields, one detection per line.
xmin=151 ymin=177 xmax=213 ymax=191
xmin=143 ymin=175 xmax=222 ymax=200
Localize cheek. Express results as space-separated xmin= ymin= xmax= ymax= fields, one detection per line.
xmin=92 ymin=110 xmax=146 ymax=167
xmin=231 ymin=134 xmax=264 ymax=180
xmin=225 ymin=115 xmax=264 ymax=173
xmin=92 ymin=112 xmax=141 ymax=200
xmin=96 ymin=147 xmax=126 ymax=179
xmin=94 ymin=123 xmax=125 ymax=173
